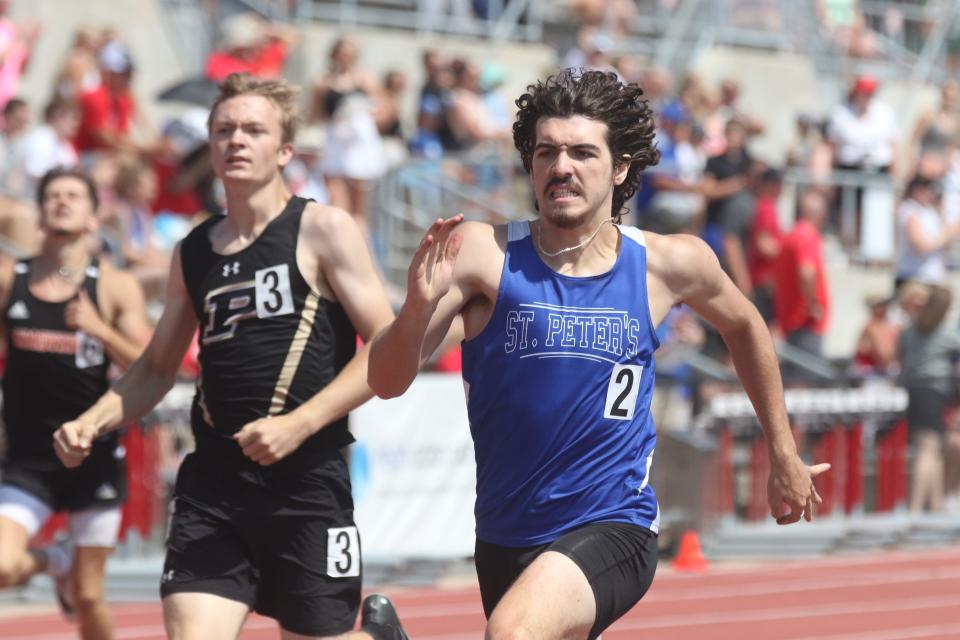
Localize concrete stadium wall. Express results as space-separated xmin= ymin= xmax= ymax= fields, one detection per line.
xmin=693 ymin=46 xmax=941 ymax=166
xmin=289 ymin=23 xmax=557 ymax=130
xmin=8 ymin=3 xmax=556 ymax=140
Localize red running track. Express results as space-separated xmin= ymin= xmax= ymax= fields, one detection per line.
xmin=2 ymin=547 xmax=960 ymax=639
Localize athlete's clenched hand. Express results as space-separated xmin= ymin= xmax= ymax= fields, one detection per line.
xmin=53 ymin=420 xmax=99 ymax=468
xmin=768 ymin=453 xmax=831 ymax=525
xmin=407 ymin=215 xmax=464 ymax=311
xmin=234 ymin=415 xmax=311 ymax=466
xmin=65 ymin=290 xmax=108 ymax=338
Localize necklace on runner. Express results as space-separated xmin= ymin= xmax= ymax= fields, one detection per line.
xmin=535 ymin=218 xmax=614 ymax=258
xmin=55 ymin=263 xmax=86 ymax=281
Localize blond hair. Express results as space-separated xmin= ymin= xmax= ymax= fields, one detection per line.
xmin=207 ymin=72 xmax=301 ymax=144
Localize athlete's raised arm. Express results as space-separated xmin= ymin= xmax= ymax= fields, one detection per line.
xmin=646 ymin=232 xmax=829 ymax=525
xmin=368 ymin=215 xmax=494 ymax=399
xmin=233 ymin=204 xmax=395 ymax=465
xmin=54 ymin=243 xmax=198 ymax=467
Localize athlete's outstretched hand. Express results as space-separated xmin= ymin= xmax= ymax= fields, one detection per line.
xmin=234 ymin=415 xmax=311 ymax=466
xmin=768 ymin=453 xmax=831 ymax=524
xmin=407 ymin=215 xmax=464 ymax=311
xmin=53 ymin=420 xmax=99 ymax=468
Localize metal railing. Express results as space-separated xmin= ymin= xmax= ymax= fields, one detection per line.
xmin=783 ymin=166 xmax=901 ymax=264
xmin=646 ymin=0 xmax=959 ymax=84
xmin=377 ymin=159 xmax=909 ymax=261
xmin=230 ymin=0 xmax=959 ymax=87
xmin=372 ymin=155 xmax=914 ymax=283
xmin=240 ymin=0 xmax=547 ymax=41
xmin=156 ymin=0 xmax=216 ymax=75
xmin=371 ymin=146 xmax=530 ymax=286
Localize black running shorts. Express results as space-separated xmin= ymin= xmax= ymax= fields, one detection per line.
xmin=1 ymin=443 xmax=127 ymax=512
xmin=475 ymin=522 xmax=658 ymax=640
xmin=159 ymin=448 xmax=362 ymax=636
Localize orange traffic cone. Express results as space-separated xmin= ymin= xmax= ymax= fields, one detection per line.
xmin=673 ymin=530 xmax=709 ymax=572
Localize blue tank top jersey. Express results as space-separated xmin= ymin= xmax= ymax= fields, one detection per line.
xmin=462 ymin=221 xmax=661 ymax=547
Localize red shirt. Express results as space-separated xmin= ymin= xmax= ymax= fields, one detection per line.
xmin=151 ymin=158 xmax=202 ymax=217
xmin=434 ymin=346 xmax=463 ymax=373
xmin=74 ymin=84 xmax=135 ymax=152
xmin=774 ymin=219 xmax=829 ymax=335
xmin=204 ymin=41 xmax=288 ymax=81
xmin=748 ymin=195 xmax=782 ymax=287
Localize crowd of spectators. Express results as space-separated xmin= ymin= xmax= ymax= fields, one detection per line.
xmin=583 ymin=11 xmax=960 ymax=514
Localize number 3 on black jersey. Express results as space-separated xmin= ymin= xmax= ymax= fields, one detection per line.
xmin=203 ymin=264 xmax=295 ymax=344
xmin=604 ymin=364 xmax=643 ymax=420
xmin=255 ymin=264 xmax=294 ymax=317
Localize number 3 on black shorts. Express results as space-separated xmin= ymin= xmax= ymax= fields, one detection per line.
xmin=326 ymin=526 xmax=361 ymax=578
xmin=604 ymin=364 xmax=643 ymax=420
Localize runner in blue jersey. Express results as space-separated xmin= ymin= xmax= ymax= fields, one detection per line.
xmin=369 ymin=69 xmax=830 ymax=640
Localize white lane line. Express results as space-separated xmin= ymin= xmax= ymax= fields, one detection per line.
xmin=659 ymin=549 xmax=960 ymax=580
xmin=277 ymin=569 xmax=960 ymax=622
xmin=792 ymin=623 xmax=960 ymax=640
xmin=16 ymin=616 xmax=276 ymax=640
xmin=647 ymin=566 xmax=960 ymax=601
xmin=344 ymin=599 xmax=960 ymax=640
xmin=609 ymin=595 xmax=960 ymax=630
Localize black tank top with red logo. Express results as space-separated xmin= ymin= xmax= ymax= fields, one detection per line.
xmin=179 ymin=197 xmax=357 ymax=462
xmin=2 ymin=258 xmax=114 ymax=469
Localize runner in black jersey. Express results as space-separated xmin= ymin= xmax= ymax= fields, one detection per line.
xmin=0 ymin=167 xmax=151 ymax=639
xmin=54 ymin=73 xmax=408 ymax=640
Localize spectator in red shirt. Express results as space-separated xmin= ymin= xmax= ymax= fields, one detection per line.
xmin=748 ymin=167 xmax=783 ymax=324
xmin=150 ymin=110 xmax=207 ymax=217
xmin=204 ymin=13 xmax=297 ymax=82
xmin=74 ymin=41 xmax=150 ymax=155
xmin=774 ymin=189 xmax=830 ymax=377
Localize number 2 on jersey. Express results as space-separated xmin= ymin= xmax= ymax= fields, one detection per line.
xmin=604 ymin=364 xmax=643 ymax=420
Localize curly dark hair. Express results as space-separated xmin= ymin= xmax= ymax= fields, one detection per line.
xmin=513 ymin=69 xmax=660 ymax=220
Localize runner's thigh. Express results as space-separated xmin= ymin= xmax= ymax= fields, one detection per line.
xmin=163 ymin=591 xmax=250 ymax=640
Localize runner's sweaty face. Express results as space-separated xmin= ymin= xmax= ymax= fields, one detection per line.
xmin=530 ymin=115 xmax=626 ymax=230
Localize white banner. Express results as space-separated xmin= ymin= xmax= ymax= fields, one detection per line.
xmin=351 ymin=373 xmax=477 ymax=560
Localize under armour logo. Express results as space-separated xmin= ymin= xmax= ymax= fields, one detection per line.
xmin=161 ymin=569 xmax=175 ymax=583
xmin=95 ymin=482 xmax=117 ymax=500
xmin=7 ymin=301 xmax=28 ymax=319
xmin=222 ymin=261 xmax=240 ymax=277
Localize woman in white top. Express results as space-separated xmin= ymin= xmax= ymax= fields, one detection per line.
xmin=11 ymin=98 xmax=80 ymax=199
xmin=895 ymin=174 xmax=960 ymax=289
xmin=310 ymin=38 xmax=385 ymax=237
